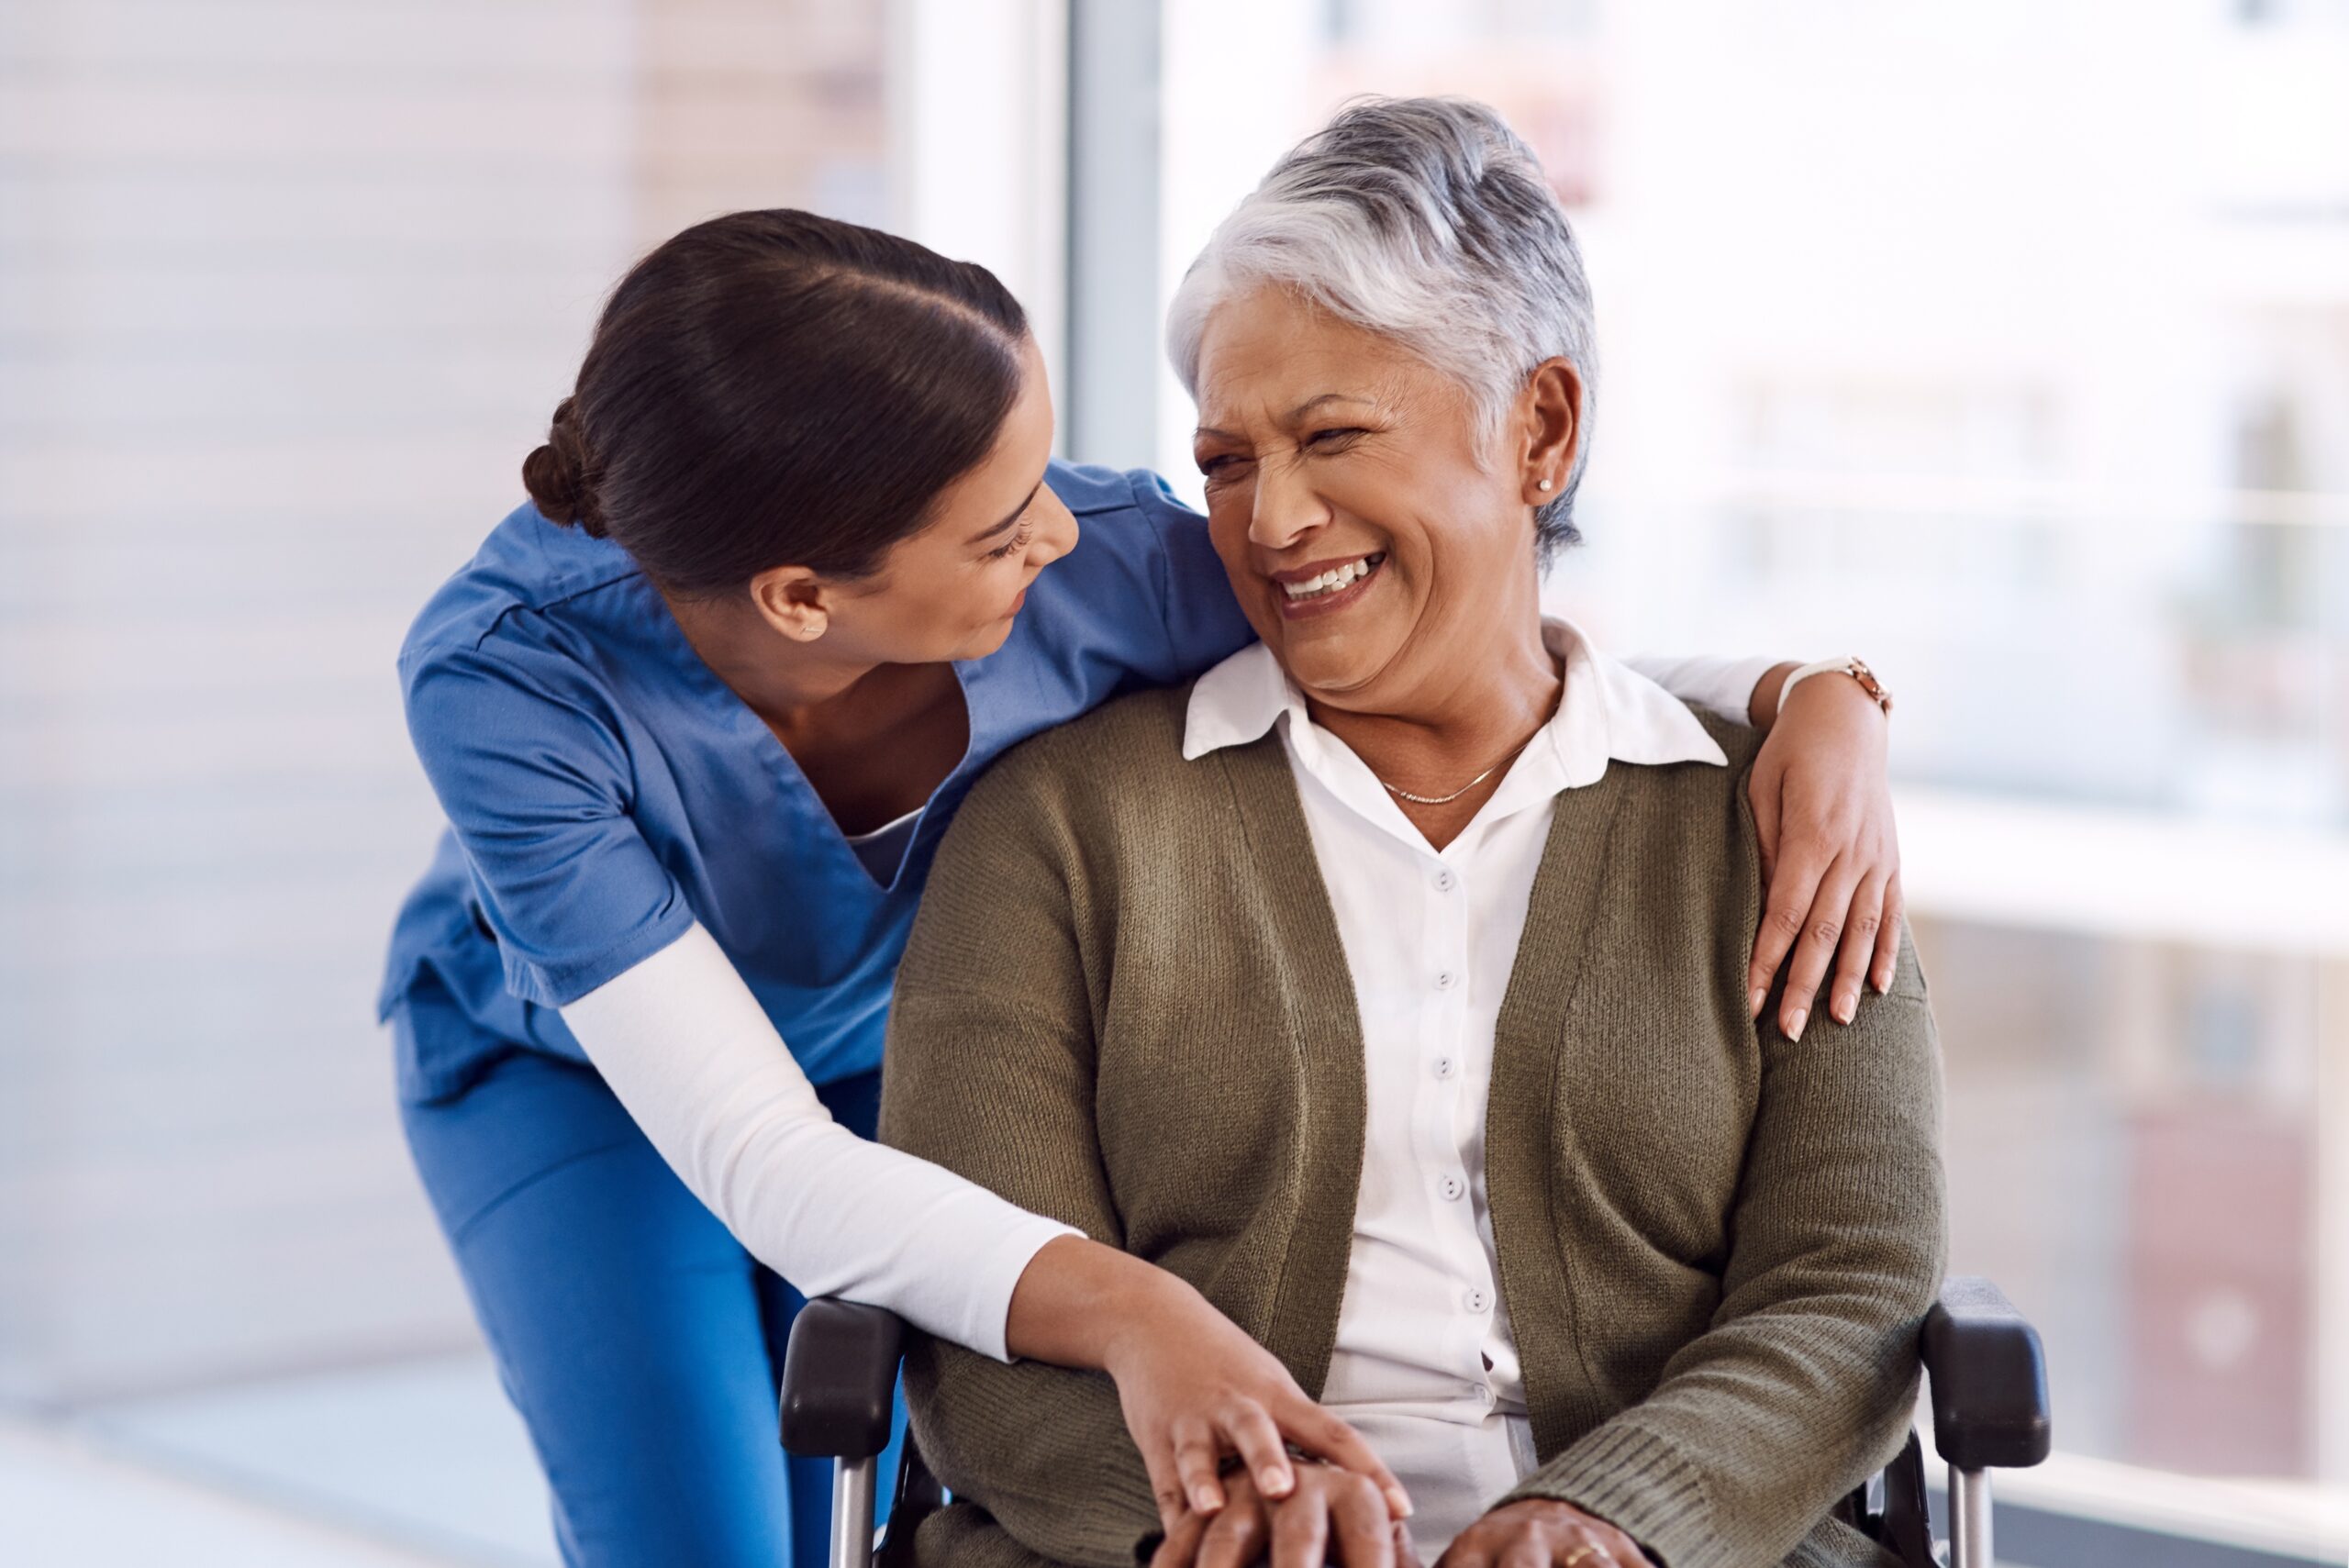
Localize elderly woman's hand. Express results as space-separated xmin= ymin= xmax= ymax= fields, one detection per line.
xmin=1433 ymin=1499 xmax=1648 ymax=1567
xmin=1743 ymin=664 xmax=1901 ymax=1041
xmin=1149 ymin=1465 xmax=1420 ymax=1568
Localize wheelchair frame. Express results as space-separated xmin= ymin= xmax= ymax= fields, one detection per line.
xmin=780 ymin=1274 xmax=2050 ymax=1568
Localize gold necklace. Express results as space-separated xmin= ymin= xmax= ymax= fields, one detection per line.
xmin=1375 ymin=738 xmax=1532 ymax=806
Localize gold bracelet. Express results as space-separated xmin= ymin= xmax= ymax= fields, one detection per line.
xmin=1780 ymin=655 xmax=1894 ymax=717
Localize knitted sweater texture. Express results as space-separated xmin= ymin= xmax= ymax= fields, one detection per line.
xmin=879 ymin=684 xmax=1945 ymax=1568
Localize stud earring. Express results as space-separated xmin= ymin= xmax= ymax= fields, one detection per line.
xmin=1537 ymin=478 xmax=1554 ymax=493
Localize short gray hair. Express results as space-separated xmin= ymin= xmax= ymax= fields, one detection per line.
xmin=1166 ymin=96 xmax=1598 ymax=559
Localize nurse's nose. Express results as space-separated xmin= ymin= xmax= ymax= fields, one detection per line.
xmin=1029 ymin=491 xmax=1079 ymax=568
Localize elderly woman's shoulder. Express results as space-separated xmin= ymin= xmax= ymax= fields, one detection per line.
xmin=1693 ymin=706 xmax=1765 ymax=775
xmin=1660 ymin=706 xmax=1764 ymax=790
xmin=969 ymin=684 xmax=1195 ymax=803
xmin=1620 ymin=704 xmax=1768 ymax=851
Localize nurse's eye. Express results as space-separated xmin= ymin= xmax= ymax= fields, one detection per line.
xmin=1304 ymin=427 xmax=1368 ymax=452
xmin=985 ymin=522 xmax=1034 ymax=561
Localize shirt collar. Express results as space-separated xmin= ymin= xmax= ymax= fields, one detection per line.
xmin=1181 ymin=618 xmax=1729 ymax=785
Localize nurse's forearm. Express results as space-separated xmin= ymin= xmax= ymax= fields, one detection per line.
xmin=1621 ymin=651 xmax=1786 ymax=728
xmin=1003 ymin=1233 xmax=1197 ymax=1370
xmin=560 ymin=923 xmax=1076 ymax=1361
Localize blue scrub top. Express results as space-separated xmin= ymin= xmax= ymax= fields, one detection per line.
xmin=379 ymin=462 xmax=1252 ymax=1104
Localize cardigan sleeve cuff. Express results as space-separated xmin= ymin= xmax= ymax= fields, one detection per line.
xmin=1502 ymin=1421 xmax=1722 ymax=1568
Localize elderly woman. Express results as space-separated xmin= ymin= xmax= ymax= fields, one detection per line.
xmin=880 ymin=98 xmax=1944 ymax=1568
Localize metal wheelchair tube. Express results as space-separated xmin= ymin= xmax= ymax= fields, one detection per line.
xmin=1947 ymin=1464 xmax=1990 ymax=1568
xmin=831 ymin=1455 xmax=878 ymax=1568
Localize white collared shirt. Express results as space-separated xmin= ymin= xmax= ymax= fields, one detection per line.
xmin=1183 ymin=621 xmax=1731 ymax=1553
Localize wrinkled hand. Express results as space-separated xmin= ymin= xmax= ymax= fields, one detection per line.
xmin=1433 ymin=1499 xmax=1647 ymax=1568
xmin=1105 ymin=1277 xmax=1410 ymax=1534
xmin=1149 ymin=1465 xmax=1421 ymax=1568
xmin=1744 ymin=667 xmax=1900 ymax=1041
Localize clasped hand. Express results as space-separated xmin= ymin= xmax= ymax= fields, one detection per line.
xmin=1149 ymin=1472 xmax=1647 ymax=1568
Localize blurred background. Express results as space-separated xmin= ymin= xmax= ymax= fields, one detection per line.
xmin=0 ymin=0 xmax=2342 ymax=1563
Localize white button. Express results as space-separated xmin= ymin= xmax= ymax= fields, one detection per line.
xmin=1434 ymin=869 xmax=1457 ymax=893
xmin=1432 ymin=1055 xmax=1458 ymax=1081
xmin=1464 ymin=1287 xmax=1492 ymax=1314
xmin=1435 ymin=970 xmax=1458 ymax=991
xmin=1440 ymin=1174 xmax=1466 ymax=1201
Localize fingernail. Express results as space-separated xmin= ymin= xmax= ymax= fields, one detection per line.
xmin=1388 ymin=1488 xmax=1415 ymax=1518
xmin=1748 ymin=986 xmax=1768 ymax=1018
xmin=1833 ymin=995 xmax=1854 ymax=1024
xmin=1786 ymin=1007 xmax=1808 ymax=1041
xmin=1873 ymin=975 xmax=1890 ymax=995
xmin=1193 ymin=1485 xmax=1221 ymax=1513
xmin=1261 ymin=1466 xmax=1291 ymax=1496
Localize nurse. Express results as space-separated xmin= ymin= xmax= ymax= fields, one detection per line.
xmin=382 ymin=209 xmax=1906 ymax=1568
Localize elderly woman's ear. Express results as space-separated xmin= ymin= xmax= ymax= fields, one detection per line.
xmin=1511 ymin=357 xmax=1584 ymax=505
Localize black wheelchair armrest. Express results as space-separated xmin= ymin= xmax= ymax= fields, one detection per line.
xmin=1921 ymin=1275 xmax=2052 ymax=1472
xmin=780 ymin=1298 xmax=907 ymax=1461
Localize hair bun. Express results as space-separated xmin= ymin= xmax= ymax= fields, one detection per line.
xmin=521 ymin=396 xmax=607 ymax=534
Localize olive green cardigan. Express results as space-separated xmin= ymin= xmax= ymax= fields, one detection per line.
xmin=879 ymin=684 xmax=1945 ymax=1568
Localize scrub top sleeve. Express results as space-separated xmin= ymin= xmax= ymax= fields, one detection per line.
xmin=401 ymin=640 xmax=695 ymax=1007
xmin=1128 ymin=470 xmax=1258 ymax=682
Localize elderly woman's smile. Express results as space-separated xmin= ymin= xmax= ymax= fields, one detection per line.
xmin=1190 ymin=284 xmax=1574 ymax=712
xmin=1271 ymin=550 xmax=1386 ymax=614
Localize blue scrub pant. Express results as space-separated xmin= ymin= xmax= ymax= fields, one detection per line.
xmin=400 ymin=1043 xmax=900 ymax=1568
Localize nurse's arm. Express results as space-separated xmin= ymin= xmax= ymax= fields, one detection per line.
xmin=559 ymin=927 xmax=1402 ymax=1535
xmin=561 ymin=924 xmax=1073 ymax=1359
xmin=1620 ymin=652 xmax=1904 ymax=1047
xmin=406 ymin=647 xmax=1073 ymax=1351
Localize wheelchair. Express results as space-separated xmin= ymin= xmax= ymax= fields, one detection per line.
xmin=780 ymin=1275 xmax=2049 ymax=1568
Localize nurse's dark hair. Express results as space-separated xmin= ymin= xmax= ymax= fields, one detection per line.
xmin=521 ymin=208 xmax=1030 ymax=592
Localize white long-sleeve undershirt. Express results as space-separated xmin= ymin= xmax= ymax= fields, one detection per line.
xmin=561 ymin=922 xmax=1077 ymax=1362
xmin=1619 ymin=651 xmax=1779 ymax=726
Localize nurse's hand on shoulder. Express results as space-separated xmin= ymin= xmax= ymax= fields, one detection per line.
xmin=1434 ymin=1499 xmax=1648 ymax=1568
xmin=1149 ymin=1465 xmax=1419 ymax=1568
xmin=1742 ymin=662 xmax=1901 ymax=1043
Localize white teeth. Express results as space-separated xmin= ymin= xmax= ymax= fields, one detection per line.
xmin=1282 ymin=554 xmax=1381 ymax=600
